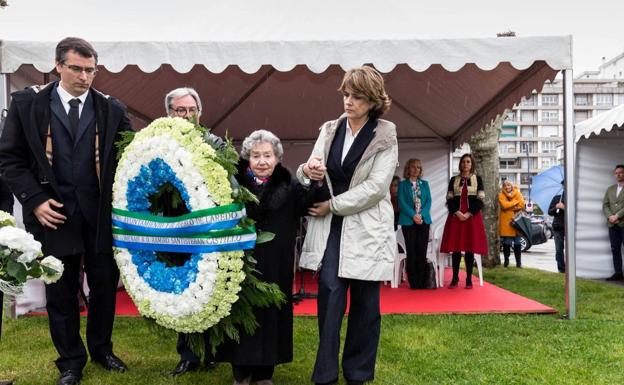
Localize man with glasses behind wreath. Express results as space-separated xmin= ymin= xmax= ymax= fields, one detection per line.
xmin=163 ymin=87 xmax=221 ymax=377
xmin=0 ymin=37 xmax=132 ymax=385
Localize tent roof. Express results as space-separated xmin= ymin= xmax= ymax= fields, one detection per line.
xmin=0 ymin=0 xmax=572 ymax=144
xmin=575 ymin=104 xmax=624 ymax=142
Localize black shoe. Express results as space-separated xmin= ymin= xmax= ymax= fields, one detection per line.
xmin=204 ymin=360 xmax=217 ymax=370
xmin=449 ymin=277 xmax=459 ymax=288
xmin=170 ymin=360 xmax=199 ymax=376
xmin=0 ymin=381 xmax=14 ymax=385
xmin=57 ymin=370 xmax=82 ymax=385
xmin=606 ymin=273 xmax=624 ymax=281
xmin=93 ymin=354 xmax=128 ymax=373
xmin=465 ymin=279 xmax=473 ymax=289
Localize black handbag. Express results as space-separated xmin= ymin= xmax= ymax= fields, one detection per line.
xmin=424 ymin=261 xmax=437 ymax=289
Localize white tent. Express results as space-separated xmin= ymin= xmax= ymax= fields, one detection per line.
xmin=574 ymin=104 xmax=624 ymax=278
xmin=0 ymin=0 xmax=578 ymax=314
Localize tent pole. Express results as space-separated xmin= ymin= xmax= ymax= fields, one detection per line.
xmin=448 ymin=141 xmax=453 ymax=180
xmin=562 ymin=68 xmax=576 ymax=319
xmin=0 ymin=73 xmax=8 ymax=112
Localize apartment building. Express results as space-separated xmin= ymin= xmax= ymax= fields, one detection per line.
xmin=453 ymin=51 xmax=624 ymax=211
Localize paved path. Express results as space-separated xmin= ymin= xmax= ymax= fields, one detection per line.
xmin=509 ymin=240 xmax=624 ymax=287
xmin=500 ymin=238 xmax=559 ymax=273
xmin=521 ymin=239 xmax=559 ymax=273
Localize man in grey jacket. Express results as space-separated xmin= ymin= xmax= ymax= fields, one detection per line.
xmin=603 ymin=164 xmax=624 ymax=281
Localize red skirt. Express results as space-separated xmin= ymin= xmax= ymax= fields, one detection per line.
xmin=440 ymin=211 xmax=488 ymax=255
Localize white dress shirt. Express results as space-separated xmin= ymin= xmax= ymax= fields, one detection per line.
xmin=341 ymin=119 xmax=368 ymax=164
xmin=56 ymin=82 xmax=89 ymax=117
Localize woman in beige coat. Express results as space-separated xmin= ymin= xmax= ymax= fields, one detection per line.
xmin=297 ymin=66 xmax=397 ymax=385
xmin=498 ymin=179 xmax=525 ymax=267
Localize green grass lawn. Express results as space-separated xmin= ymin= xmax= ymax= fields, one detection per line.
xmin=2 ymin=267 xmax=624 ymax=385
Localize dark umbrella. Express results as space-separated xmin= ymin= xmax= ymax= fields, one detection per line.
xmin=512 ymin=214 xmax=533 ymax=248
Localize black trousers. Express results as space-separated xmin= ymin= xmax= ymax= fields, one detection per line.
xmin=176 ymin=332 xmax=213 ymax=363
xmin=402 ymin=223 xmax=430 ymax=289
xmin=44 ymin=213 xmax=119 ymax=372
xmin=609 ymin=226 xmax=624 ymax=275
xmin=312 ymin=221 xmax=381 ymax=384
xmin=232 ymin=364 xmax=275 ymax=382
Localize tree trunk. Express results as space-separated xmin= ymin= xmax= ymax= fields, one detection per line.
xmin=468 ymin=114 xmax=504 ymax=267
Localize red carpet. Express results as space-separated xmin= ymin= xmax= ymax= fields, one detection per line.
xmin=110 ymin=268 xmax=556 ymax=316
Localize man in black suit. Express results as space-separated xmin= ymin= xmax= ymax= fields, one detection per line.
xmin=0 ymin=176 xmax=14 ymax=342
xmin=0 ymin=37 xmax=131 ymax=385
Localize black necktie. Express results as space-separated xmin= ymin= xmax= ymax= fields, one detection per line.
xmin=68 ymin=98 xmax=81 ymax=137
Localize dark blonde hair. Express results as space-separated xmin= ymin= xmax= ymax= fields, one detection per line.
xmin=458 ymin=153 xmax=476 ymax=174
xmin=403 ymin=158 xmax=423 ymax=179
xmin=338 ymin=66 xmax=391 ymax=120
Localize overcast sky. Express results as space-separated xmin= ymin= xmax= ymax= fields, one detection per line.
xmin=1 ymin=0 xmax=622 ymax=74
xmin=389 ymin=0 xmax=624 ymax=74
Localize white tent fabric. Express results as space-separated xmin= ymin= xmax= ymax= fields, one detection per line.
xmin=575 ymin=112 xmax=624 ymax=278
xmin=575 ymin=104 xmax=624 ymax=141
xmin=0 ymin=36 xmax=571 ymax=76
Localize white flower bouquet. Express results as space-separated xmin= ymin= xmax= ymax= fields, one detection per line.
xmin=0 ymin=211 xmax=64 ymax=295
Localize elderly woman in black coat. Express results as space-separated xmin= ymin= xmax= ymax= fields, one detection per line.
xmin=219 ymin=129 xmax=317 ymax=385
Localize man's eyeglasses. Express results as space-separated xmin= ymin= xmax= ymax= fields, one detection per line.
xmin=61 ymin=63 xmax=98 ymax=76
xmin=170 ymin=106 xmax=199 ymax=117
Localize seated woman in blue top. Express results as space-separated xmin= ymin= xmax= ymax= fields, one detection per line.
xmin=397 ymin=158 xmax=432 ymax=289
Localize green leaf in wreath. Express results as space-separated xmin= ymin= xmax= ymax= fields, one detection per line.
xmin=115 ymin=130 xmax=137 ymax=161
xmin=256 ymin=231 xmax=275 ymax=244
xmin=238 ymin=186 xmax=259 ymax=205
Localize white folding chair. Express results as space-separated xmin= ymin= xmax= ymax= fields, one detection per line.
xmin=425 ymin=227 xmax=438 ymax=287
xmin=433 ymin=223 xmax=450 ymax=288
xmin=474 ymin=254 xmax=484 ymax=286
xmin=391 ymin=226 xmax=407 ymax=288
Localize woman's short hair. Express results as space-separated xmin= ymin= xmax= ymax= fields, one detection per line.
xmin=338 ymin=66 xmax=391 ymax=120
xmin=403 ymin=158 xmax=423 ymax=179
xmin=164 ymin=87 xmax=202 ymax=115
xmin=240 ymin=129 xmax=284 ymax=162
xmin=458 ymin=153 xmax=476 ymax=174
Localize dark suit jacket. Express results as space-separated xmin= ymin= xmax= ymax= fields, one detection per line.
xmin=548 ymin=193 xmax=565 ymax=231
xmin=0 ymin=82 xmax=132 ymax=255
